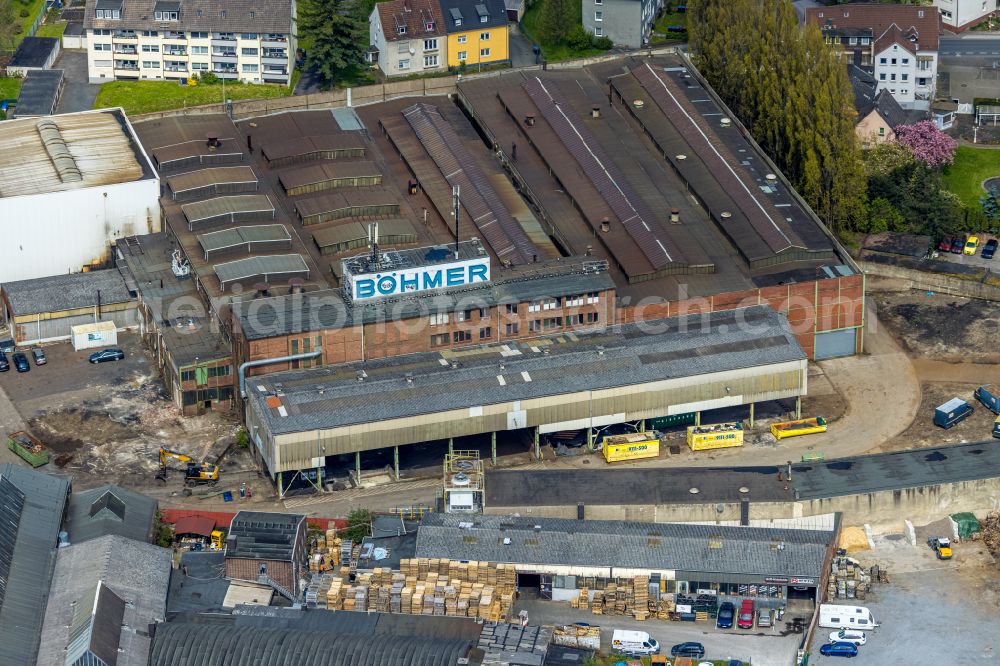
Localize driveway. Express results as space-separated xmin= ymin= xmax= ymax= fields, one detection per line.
xmin=509 ymin=24 xmax=538 ymax=68
xmin=53 ymin=49 xmax=102 ymax=113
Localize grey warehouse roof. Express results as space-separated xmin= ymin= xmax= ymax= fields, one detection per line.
xmin=37 ymin=535 xmax=172 ymax=666
xmin=247 ymin=305 xmax=806 ymax=435
xmin=84 ymin=0 xmax=293 ymax=33
xmin=0 ymin=465 xmax=71 ymax=666
xmin=149 ymin=609 xmax=481 ymax=666
xmin=416 ymin=513 xmax=834 ymax=577
xmin=1 ymin=268 xmax=133 ymax=316
xmin=64 ymin=484 xmax=157 ymax=545
xmin=234 ymin=257 xmax=614 ymax=339
xmin=226 ymin=511 xmax=304 ymax=561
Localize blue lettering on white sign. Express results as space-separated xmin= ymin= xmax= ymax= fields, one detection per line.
xmin=352 ymin=259 xmax=491 ymax=300
xmin=446 ymin=267 xmax=463 ymax=286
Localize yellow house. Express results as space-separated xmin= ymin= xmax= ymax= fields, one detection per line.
xmin=439 ymin=0 xmax=509 ymax=68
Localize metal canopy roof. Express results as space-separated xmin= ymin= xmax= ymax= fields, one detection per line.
xmin=260 ymin=133 xmax=365 ymax=162
xmin=226 ymin=511 xmax=303 ymax=561
xmin=198 ymin=225 xmax=292 ymax=257
xmin=214 ymin=254 xmax=310 ymax=287
xmin=167 ymin=166 xmax=257 ymax=195
xmin=277 ymin=161 xmax=379 ymax=190
xmin=310 ymin=221 xmax=367 ymax=248
xmin=181 ymin=194 xmax=275 ymax=227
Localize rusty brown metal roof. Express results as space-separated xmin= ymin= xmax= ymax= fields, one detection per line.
xmin=293 ymin=188 xmax=400 ymax=219
xmin=277 ymin=161 xmax=380 ymax=191
xmin=167 ymin=166 xmax=257 ymax=195
xmin=260 ymin=134 xmax=366 ymax=163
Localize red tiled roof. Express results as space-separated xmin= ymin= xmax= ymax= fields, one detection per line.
xmin=174 ymin=515 xmax=217 ymax=537
xmin=806 ymin=3 xmax=940 ymax=51
xmin=377 ymin=0 xmax=445 ymax=42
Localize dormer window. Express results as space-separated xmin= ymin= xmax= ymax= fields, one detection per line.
xmin=475 ymin=3 xmax=489 ymax=22
xmin=95 ymin=0 xmax=123 ymax=19
xmin=154 ymin=1 xmax=180 ymax=21
xmin=917 ymin=10 xmax=924 ymax=18
xmin=455 ymin=18 xmax=462 ymax=26
xmin=426 ymin=21 xmax=435 ymax=30
xmin=450 ymin=7 xmax=463 ymax=27
xmin=154 ymin=10 xmax=179 ymax=20
xmin=398 ymin=25 xmax=407 ymax=34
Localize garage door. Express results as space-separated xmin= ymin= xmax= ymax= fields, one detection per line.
xmin=814 ymin=328 xmax=857 ymax=360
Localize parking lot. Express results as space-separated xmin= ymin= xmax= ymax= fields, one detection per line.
xmin=931 ymin=233 xmax=999 ymax=270
xmin=514 ymin=597 xmax=807 ymax=666
xmin=809 ymin=535 xmax=1000 ymax=663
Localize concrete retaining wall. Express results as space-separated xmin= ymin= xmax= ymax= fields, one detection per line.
xmin=489 ymin=477 xmax=1000 ymax=530
xmin=858 ymin=259 xmax=1000 ymax=302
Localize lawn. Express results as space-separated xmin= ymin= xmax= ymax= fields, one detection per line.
xmin=93 ymin=79 xmax=293 ymax=115
xmin=0 ymin=77 xmax=22 ymax=101
xmin=35 ymin=21 xmax=67 ymax=39
xmin=521 ymin=0 xmax=603 ymax=62
xmin=651 ymin=9 xmax=687 ymax=44
xmin=13 ymin=0 xmax=47 ymax=45
xmin=942 ymin=146 xmax=1000 ymax=209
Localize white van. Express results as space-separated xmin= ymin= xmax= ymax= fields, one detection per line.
xmin=818 ymin=604 xmax=878 ymax=630
xmin=611 ymin=629 xmax=660 ymax=656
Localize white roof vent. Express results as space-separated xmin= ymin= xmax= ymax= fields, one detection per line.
xmin=720 ymin=117 xmax=732 ymax=127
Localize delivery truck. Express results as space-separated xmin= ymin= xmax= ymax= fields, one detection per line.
xmin=934 ymin=397 xmax=973 ymax=429
xmin=974 ymin=384 xmax=1000 ymax=414
xmin=602 ymin=432 xmax=659 ymax=463
xmin=611 ymin=629 xmax=660 ymax=656
xmin=687 ymin=422 xmax=744 ymax=451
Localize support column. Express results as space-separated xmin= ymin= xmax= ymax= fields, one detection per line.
xmin=355 ymin=451 xmax=361 ymax=483
xmin=586 ymin=426 xmax=593 ymax=449
xmin=448 ymin=437 xmax=454 ymax=456
xmin=795 ymin=396 xmax=802 ymax=420
xmin=695 ymin=411 xmax=701 ymax=426
xmin=394 ymin=446 xmax=400 ymax=481
xmin=277 ymin=472 xmax=283 ymax=500
xmin=640 ymin=419 xmax=646 ymax=433
xmin=316 ymin=466 xmax=324 ymax=492
xmin=491 ymin=431 xmax=497 ymax=466
xmin=534 ymin=427 xmax=540 ymax=459
xmin=749 ymin=402 xmax=755 ymax=428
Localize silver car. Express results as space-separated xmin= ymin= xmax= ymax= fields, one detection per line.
xmin=31 ymin=348 xmax=46 ymax=365
xmin=757 ymin=609 xmax=773 ymax=628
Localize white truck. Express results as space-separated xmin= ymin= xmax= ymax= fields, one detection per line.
xmin=611 ymin=629 xmax=660 ymax=656
xmin=818 ymin=604 xmax=878 ymax=630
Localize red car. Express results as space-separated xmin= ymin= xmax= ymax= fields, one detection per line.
xmin=737 ymin=599 xmax=755 ymax=629
xmin=937 ymin=237 xmax=953 ymax=252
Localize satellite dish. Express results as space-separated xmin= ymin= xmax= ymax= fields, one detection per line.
xmin=409 ymin=47 xmax=416 ymax=55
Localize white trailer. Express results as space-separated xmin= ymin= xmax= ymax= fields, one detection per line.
xmin=818 ymin=604 xmax=878 ymax=630
xmin=71 ymin=320 xmax=117 ymax=351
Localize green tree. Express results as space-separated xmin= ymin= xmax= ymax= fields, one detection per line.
xmin=339 ymin=508 xmax=372 ymax=544
xmin=300 ymin=0 xmax=367 ymax=87
xmin=866 ymin=197 xmax=903 ymax=233
xmin=0 ymin=1 xmax=19 ymax=52
xmin=538 ymin=0 xmax=574 ymax=44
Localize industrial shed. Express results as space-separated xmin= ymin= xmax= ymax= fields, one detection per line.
xmin=151 ymin=137 xmax=244 ymax=173
xmin=416 ymin=513 xmax=836 ymax=603
xmin=225 ymin=511 xmax=307 ymax=598
xmin=0 ymin=268 xmax=137 ymax=345
xmin=63 ymin=484 xmax=157 ymax=545
xmin=148 ymin=609 xmax=481 ymax=666
xmin=245 ymin=306 xmax=808 ymax=490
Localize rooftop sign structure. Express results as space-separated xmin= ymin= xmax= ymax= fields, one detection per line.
xmin=342 ymin=235 xmax=491 ymax=302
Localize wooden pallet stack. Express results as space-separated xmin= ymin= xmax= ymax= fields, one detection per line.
xmin=633 ymin=576 xmax=649 ymax=620
xmin=827 ymin=555 xmax=869 ymax=601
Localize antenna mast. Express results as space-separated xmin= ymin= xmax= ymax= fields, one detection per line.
xmin=451 ymin=185 xmax=460 ymax=260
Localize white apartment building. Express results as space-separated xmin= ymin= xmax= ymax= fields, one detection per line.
xmin=369 ymin=0 xmax=447 ymax=78
xmin=934 ymin=0 xmax=1000 ymax=31
xmin=83 ymin=0 xmax=295 ymax=85
xmin=808 ymin=4 xmax=940 ymax=111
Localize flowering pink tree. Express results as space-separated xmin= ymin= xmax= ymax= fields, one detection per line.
xmin=894 ymin=120 xmax=957 ymax=169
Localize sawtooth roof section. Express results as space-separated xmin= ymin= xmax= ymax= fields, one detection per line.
xmin=403 ymin=102 xmax=538 ymax=265
xmin=522 ymin=75 xmax=684 ymax=271
xmin=416 ymin=513 xmax=834 ymax=577
xmin=0 ymin=465 xmax=71 ymax=666
xmin=64 ymin=484 xmax=157 ymax=545
xmin=181 ymin=194 xmax=275 ymax=227
xmin=632 ymin=63 xmax=802 ymax=256
xmin=167 ymin=166 xmax=257 ymax=196
xmin=260 ymin=133 xmax=366 ymax=163
xmin=225 ymin=511 xmax=304 ymax=561
xmin=214 ymin=253 xmax=310 ymax=287
xmin=198 ymin=224 xmax=291 ymax=255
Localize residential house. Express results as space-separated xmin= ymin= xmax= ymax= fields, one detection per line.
xmin=933 ymin=0 xmax=999 ymax=31
xmin=440 ymin=0 xmax=509 ymax=69
xmin=806 ymin=3 xmax=940 ymax=110
xmin=582 ymin=0 xmax=660 ymax=49
xmin=849 ymin=64 xmax=926 ymax=147
xmin=83 ymin=0 xmax=296 ymax=85
xmin=370 ymin=0 xmax=447 ymax=77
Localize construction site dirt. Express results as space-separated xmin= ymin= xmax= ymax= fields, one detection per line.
xmin=874 ymin=290 xmax=1000 ymax=363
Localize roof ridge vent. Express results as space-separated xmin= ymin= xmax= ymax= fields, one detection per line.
xmin=36 ymin=119 xmax=83 ymax=184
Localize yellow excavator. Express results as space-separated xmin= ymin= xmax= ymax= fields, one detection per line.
xmin=156 ymin=448 xmax=220 ymax=487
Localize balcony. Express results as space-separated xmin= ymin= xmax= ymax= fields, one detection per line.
xmin=164 ymin=65 xmax=188 ymax=72
xmin=262 ymin=54 xmax=288 ymax=66
xmin=114 ymin=62 xmax=139 ymax=70
xmin=113 ymin=46 xmax=137 ymax=54
xmin=262 ymin=49 xmax=287 ymax=59
xmin=163 ymin=31 xmax=186 ymax=40
xmin=212 ymin=53 xmax=238 ymax=64
xmin=262 ymin=37 xmax=288 ymax=48
xmin=164 ymin=49 xmax=187 ymax=56
xmin=212 ymin=35 xmax=237 ymax=46
xmin=113 ymin=31 xmax=138 ymax=40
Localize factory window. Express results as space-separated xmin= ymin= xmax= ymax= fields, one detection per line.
xmin=566 ymin=314 xmax=583 ymax=326
xmin=528 ymin=302 xmax=540 ymax=313
xmin=505 ymin=303 xmax=518 ymax=315
xmin=454 ymin=330 xmax=472 ymax=343
xmin=431 ymin=333 xmax=450 ymax=346
xmin=181 ymin=370 xmax=196 ymax=382
xmin=182 ymin=390 xmax=198 ymax=406
xmin=480 ymin=327 xmax=492 ymax=339
xmin=586 ymin=312 xmax=600 ymax=324
xmin=208 ymin=364 xmax=232 ymax=377
xmin=505 ymin=322 xmax=519 ymax=335
xmin=542 ymin=317 xmax=562 ymax=330
xmin=529 ymin=320 xmax=540 ymax=332
xmin=587 ymin=292 xmax=600 ymax=303
xmin=430 ymin=313 xmax=449 ymax=326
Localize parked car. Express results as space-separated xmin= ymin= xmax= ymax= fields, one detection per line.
xmin=983 ymin=238 xmax=998 ymax=260
xmin=819 ymin=641 xmax=859 ymax=657
xmin=0 ymin=352 xmax=8 ymax=372
xmin=737 ymin=599 xmax=755 ymax=629
xmin=31 ymin=348 xmax=46 ymax=366
xmin=12 ymin=352 xmax=29 ymax=373
xmin=0 ymin=339 xmax=13 ymax=354
xmin=937 ymin=237 xmax=954 ymax=252
xmin=88 ymin=348 xmax=126 ymax=364
xmin=828 ymin=629 xmax=867 ymax=646
xmin=965 ymin=235 xmax=980 ymax=255
xmin=757 ymin=608 xmax=773 ymax=628
xmin=669 ymin=642 xmax=705 ymax=659
xmin=716 ymin=601 xmax=735 ymax=629
xmin=951 ymin=236 xmax=966 ymax=254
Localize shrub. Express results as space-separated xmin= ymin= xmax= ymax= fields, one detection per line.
xmin=594 ymin=36 xmax=613 ymax=50
xmin=19 ymin=8 xmax=29 ymax=18
xmin=198 ymin=71 xmax=220 ymax=85
xmin=566 ymin=24 xmax=594 ymax=50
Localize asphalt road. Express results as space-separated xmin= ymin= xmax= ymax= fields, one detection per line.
xmin=940 ymin=34 xmax=1000 ymax=57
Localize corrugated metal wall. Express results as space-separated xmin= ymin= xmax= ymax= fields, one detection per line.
xmin=265 ymin=361 xmax=806 ymax=473
xmin=14 ymin=308 xmax=138 ymax=345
